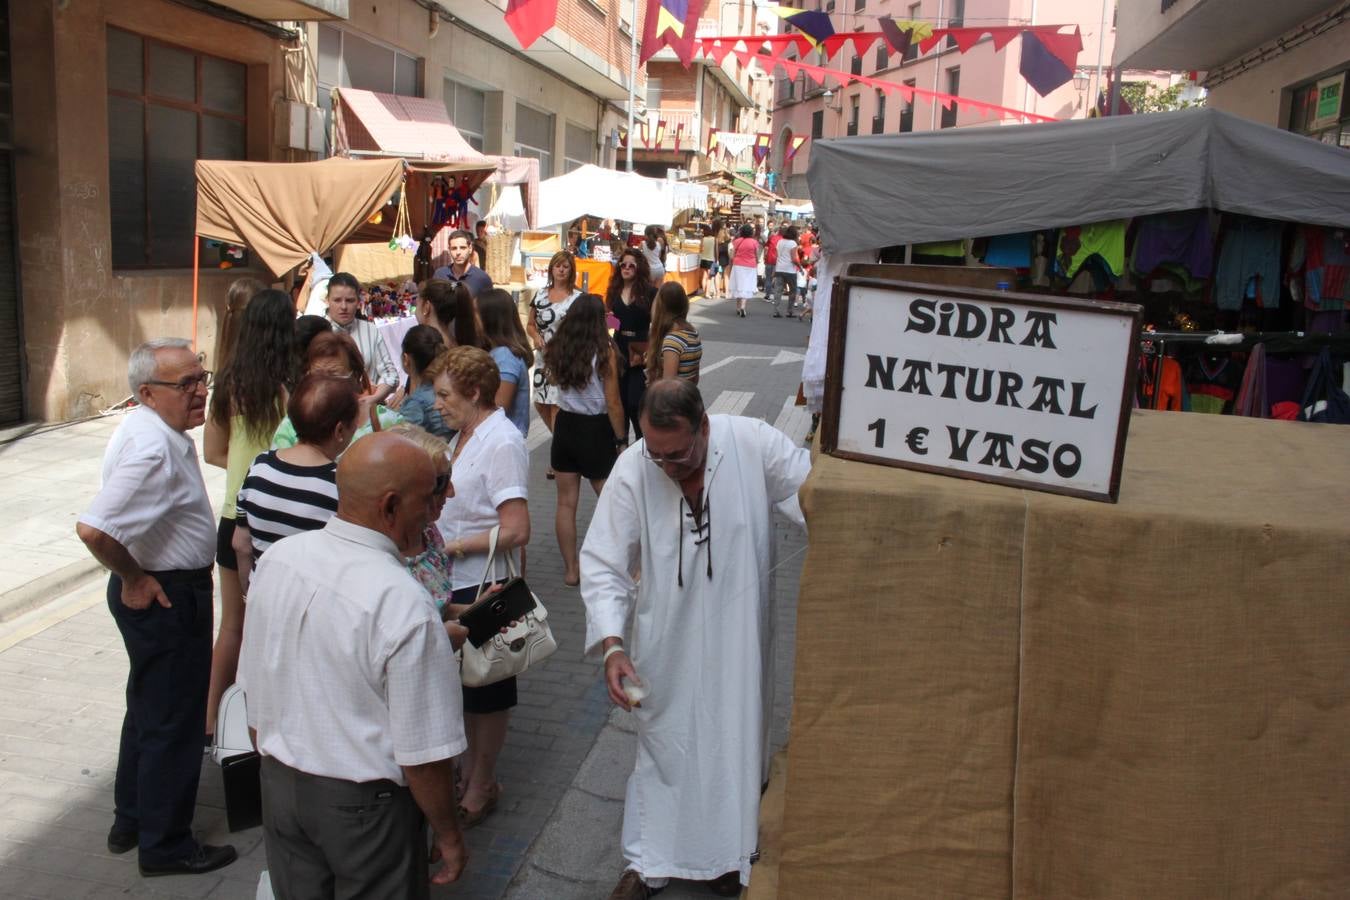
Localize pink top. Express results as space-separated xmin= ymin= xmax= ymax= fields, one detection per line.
xmin=731 ymin=237 xmax=759 ymax=268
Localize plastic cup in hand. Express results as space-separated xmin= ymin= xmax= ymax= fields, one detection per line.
xmin=622 ymin=674 xmax=649 ymax=707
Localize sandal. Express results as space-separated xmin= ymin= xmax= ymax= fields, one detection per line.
xmin=458 ymin=783 xmax=501 ymax=829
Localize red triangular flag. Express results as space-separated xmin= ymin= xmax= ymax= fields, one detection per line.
xmin=732 ymin=46 xmax=756 ymax=69
xmin=990 ymin=26 xmax=1022 ymax=51
xmin=707 ymin=41 xmax=734 ymax=66
xmin=950 ymin=28 xmax=984 ymax=53
xmin=781 ymin=59 xmax=801 ymax=81
xmin=504 ymin=0 xmax=558 ymax=49
xmin=820 ymin=33 xmax=852 ymax=60
xmin=918 ymin=29 xmax=946 ymax=54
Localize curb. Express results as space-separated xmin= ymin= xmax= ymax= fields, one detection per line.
xmin=0 ymin=559 xmax=105 ymax=625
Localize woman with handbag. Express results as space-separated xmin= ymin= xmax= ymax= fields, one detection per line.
xmin=544 ymin=294 xmax=627 ymax=586
xmin=202 ymin=281 xmax=284 ymax=745
xmin=429 ymin=346 xmax=531 ymax=828
xmin=605 ymin=247 xmax=655 ymax=441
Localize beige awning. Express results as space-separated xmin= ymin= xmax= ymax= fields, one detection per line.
xmin=195 ymin=157 xmax=404 ymax=277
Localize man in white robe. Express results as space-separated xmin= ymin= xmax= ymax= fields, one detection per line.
xmin=580 ymin=379 xmax=811 ymax=899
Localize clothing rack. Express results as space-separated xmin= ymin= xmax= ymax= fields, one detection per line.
xmin=1137 ymin=330 xmax=1350 ymax=411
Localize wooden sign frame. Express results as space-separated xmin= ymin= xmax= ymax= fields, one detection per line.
xmin=820 ymin=275 xmax=1144 ymax=503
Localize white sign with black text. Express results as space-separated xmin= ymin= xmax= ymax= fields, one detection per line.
xmin=823 ymin=281 xmax=1142 ymax=501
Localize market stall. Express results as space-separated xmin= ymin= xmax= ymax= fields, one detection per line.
xmin=767 ymin=107 xmax=1350 ymax=898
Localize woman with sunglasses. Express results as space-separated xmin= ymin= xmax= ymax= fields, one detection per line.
xmin=527 ymin=251 xmax=582 ymax=473
xmin=606 ymin=247 xmax=655 ymax=441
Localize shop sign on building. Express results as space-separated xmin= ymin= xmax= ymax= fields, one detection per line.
xmin=821 ymin=277 xmax=1143 ymax=501
xmin=1310 ymin=73 xmax=1345 ymax=131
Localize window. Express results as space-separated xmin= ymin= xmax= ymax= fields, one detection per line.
xmin=941 ymin=68 xmax=959 ymax=128
xmin=876 ymin=44 xmax=889 ymax=72
xmin=515 ymin=102 xmax=554 ymax=176
xmin=564 ymin=122 xmax=596 ymax=172
xmin=646 ymin=77 xmax=663 ymax=109
xmin=847 ymin=95 xmax=860 ymax=136
xmin=1289 ymin=70 xmax=1348 ymax=147
xmin=443 ymin=78 xmax=486 ymax=151
xmin=947 ymin=0 xmax=965 ymax=49
xmin=904 ymin=3 xmax=921 ymax=62
xmin=900 ymin=79 xmax=916 ymax=132
xmin=811 ymin=109 xmax=824 ymax=139
xmin=107 ymin=28 xmax=247 ymax=268
xmin=854 ymin=0 xmax=865 ymax=10
xmin=317 ymin=25 xmax=420 ymax=150
xmin=873 ymin=89 xmax=886 ymax=133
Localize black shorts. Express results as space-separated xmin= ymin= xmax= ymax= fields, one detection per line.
xmin=450 ymin=585 xmax=517 ymax=714
xmin=699 ymin=259 xmax=713 ymax=270
xmin=216 ymin=517 xmax=238 ymax=571
xmin=551 ymin=410 xmax=618 ymax=480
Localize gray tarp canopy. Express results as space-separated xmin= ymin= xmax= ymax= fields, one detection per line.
xmin=808 ymin=107 xmax=1350 ymax=255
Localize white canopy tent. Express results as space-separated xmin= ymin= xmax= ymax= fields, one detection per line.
xmin=489 ymin=164 xmax=707 ymax=230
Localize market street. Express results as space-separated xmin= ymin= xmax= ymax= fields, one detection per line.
xmin=0 ymin=294 xmax=810 ymax=900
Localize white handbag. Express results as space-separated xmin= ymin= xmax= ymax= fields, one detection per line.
xmin=458 ymin=526 xmax=557 ymax=687
xmin=212 ymin=683 xmax=252 ymax=765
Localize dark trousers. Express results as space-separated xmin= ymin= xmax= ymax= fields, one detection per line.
xmin=108 ymin=567 xmax=213 ymax=864
xmin=620 ymin=367 xmax=646 ymax=442
xmin=261 ymin=757 xmax=429 ymax=900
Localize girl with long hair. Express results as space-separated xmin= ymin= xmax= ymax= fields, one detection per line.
xmin=527 ymin=251 xmax=581 ymax=467
xmin=478 ymin=288 xmax=534 ymax=438
xmin=729 ymin=222 xmax=762 ymax=318
xmin=641 ymin=224 xmax=668 ymax=287
xmin=397 ymin=324 xmax=451 ymax=438
xmin=606 ymin=247 xmax=655 ymax=441
xmin=211 ymin=276 xmax=267 ymax=375
xmin=203 ymin=286 xmax=293 ymax=742
xmin=543 ymin=294 xmax=626 ymax=585
xmin=419 ymin=278 xmax=482 ymax=350
xmin=646 ymin=282 xmax=703 ymax=384
xmin=715 ymin=220 xmax=732 ymax=298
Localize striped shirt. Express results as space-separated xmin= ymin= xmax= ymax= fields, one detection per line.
xmin=235 ymin=450 xmax=340 ymax=561
xmin=662 ymin=327 xmax=703 ymax=382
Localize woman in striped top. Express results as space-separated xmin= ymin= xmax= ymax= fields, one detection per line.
xmin=233 ymin=374 xmax=363 ymax=596
xmin=646 ymin=282 xmax=702 ymax=385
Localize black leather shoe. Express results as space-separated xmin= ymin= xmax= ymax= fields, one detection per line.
xmin=106 ymin=827 xmax=137 ymax=855
xmin=139 ymin=843 xmax=237 ymax=877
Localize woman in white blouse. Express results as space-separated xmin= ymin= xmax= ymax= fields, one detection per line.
xmin=428 ymin=346 xmax=530 ymax=828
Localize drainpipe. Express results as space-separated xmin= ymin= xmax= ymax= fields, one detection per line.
xmin=627 ymin=0 xmax=637 ymax=171
xmin=930 ymin=0 xmax=944 ymax=130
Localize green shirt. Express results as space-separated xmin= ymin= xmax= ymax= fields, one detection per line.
xmin=270 ymin=405 xmax=404 ymax=450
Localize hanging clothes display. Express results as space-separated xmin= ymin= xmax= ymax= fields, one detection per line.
xmin=1130 ymin=210 xmax=1214 ymax=285
xmin=1214 ymin=217 xmax=1283 ymax=310
xmin=1056 ymin=220 xmax=1127 ymax=279
xmin=1300 ymin=226 xmax=1350 ymax=312
xmin=982 ymin=232 xmax=1035 ymax=269
xmin=1184 ymin=353 xmax=1239 ymax=415
xmin=1234 ymin=344 xmax=1269 ymax=417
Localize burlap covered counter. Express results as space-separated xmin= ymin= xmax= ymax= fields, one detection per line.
xmin=779 ymin=409 xmax=1349 ymax=898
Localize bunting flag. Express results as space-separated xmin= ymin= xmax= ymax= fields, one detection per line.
xmin=504 ymin=0 xmax=558 ymax=49
xmin=638 ymin=120 xmax=650 ymax=147
xmin=785 ymin=135 xmax=809 ymax=163
xmin=1019 ymin=26 xmax=1083 ymax=96
xmin=706 ymin=128 xmax=719 ymax=155
xmin=640 ymin=0 xmax=706 ymax=66
xmin=753 ymin=133 xmax=772 ymax=164
xmin=717 ymin=131 xmax=758 ymax=158
xmin=673 ymin=122 xmax=685 ymax=152
xmin=654 ymin=119 xmax=668 ymax=145
xmin=770 ymin=8 xmax=835 ymax=51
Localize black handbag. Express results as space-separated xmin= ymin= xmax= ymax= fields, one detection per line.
xmin=1297 ymin=348 xmax=1350 ymax=425
xmin=220 ymin=751 xmax=262 ymax=832
xmin=455 ymin=527 xmax=557 ymax=686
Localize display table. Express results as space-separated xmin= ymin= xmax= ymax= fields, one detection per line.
xmin=777 ymin=410 xmax=1350 ymax=898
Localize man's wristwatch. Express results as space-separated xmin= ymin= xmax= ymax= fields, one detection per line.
xmin=453 ymin=540 xmax=466 ymax=560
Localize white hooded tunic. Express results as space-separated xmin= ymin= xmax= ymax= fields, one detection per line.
xmin=580 ymin=414 xmax=811 ymax=886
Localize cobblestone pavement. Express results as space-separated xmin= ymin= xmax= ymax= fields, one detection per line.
xmin=0 ymin=292 xmax=812 ymax=899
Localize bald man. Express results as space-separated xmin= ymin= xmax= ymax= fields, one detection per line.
xmin=238 ymin=433 xmax=469 ymax=898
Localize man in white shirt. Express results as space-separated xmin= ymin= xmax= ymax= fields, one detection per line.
xmin=581 ymin=380 xmax=812 ymax=900
xmin=77 ymin=338 xmax=237 ymax=877
xmin=238 ymin=432 xmax=469 ymax=897
xmin=325 ymin=271 xmax=399 ymax=404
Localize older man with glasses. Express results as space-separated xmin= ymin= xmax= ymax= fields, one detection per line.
xmin=579 ymin=379 xmax=812 ymax=900
xmin=77 ymin=338 xmax=237 ymax=877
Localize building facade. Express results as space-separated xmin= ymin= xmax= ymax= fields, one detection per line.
xmin=1114 ymin=0 xmax=1349 ymax=145
xmin=8 ymin=0 xmax=686 ymax=422
xmin=769 ymin=0 xmax=1136 ymax=199
xmin=629 ymin=4 xmax=776 ymax=180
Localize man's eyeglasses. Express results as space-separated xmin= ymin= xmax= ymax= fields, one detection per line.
xmin=433 ymin=472 xmax=452 ymax=495
xmin=642 ymin=432 xmax=700 ymax=466
xmin=146 ymin=371 xmax=213 ymax=393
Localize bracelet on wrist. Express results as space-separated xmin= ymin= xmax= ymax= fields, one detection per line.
xmin=603 ymin=644 xmax=625 ymax=662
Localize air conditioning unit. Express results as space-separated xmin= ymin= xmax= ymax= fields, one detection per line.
xmin=276 ymin=100 xmax=326 ymax=152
